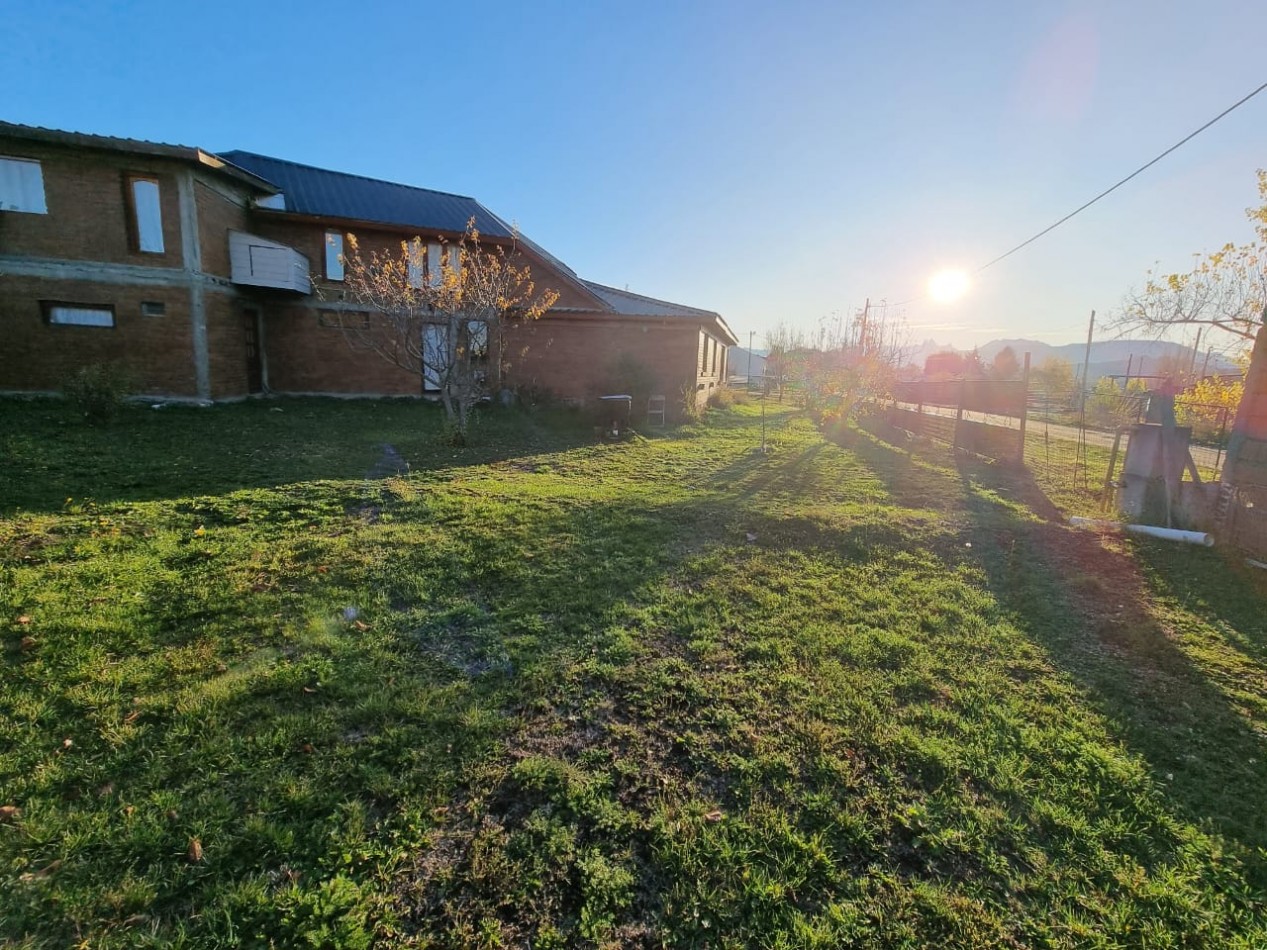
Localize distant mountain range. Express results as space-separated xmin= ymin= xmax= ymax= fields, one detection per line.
xmin=906 ymin=337 xmax=1239 ymax=383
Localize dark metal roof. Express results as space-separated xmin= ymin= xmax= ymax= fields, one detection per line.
xmin=0 ymin=122 xmax=276 ymax=192
xmin=217 ymin=150 xmax=514 ymax=238
xmin=582 ymin=281 xmax=737 ymax=344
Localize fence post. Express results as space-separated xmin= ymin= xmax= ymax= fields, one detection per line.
xmin=953 ymin=379 xmax=966 ymax=451
xmin=1017 ymin=352 xmax=1031 ymax=465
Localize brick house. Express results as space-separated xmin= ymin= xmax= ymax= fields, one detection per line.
xmin=0 ymin=122 xmax=735 ymax=417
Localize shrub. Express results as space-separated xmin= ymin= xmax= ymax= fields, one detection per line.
xmin=62 ymin=363 xmax=135 ymax=424
xmin=680 ymin=381 xmax=704 ymax=423
xmin=707 ymin=387 xmax=735 ymax=409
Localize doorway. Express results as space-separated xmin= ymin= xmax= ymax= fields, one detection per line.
xmin=243 ymin=307 xmax=264 ymax=394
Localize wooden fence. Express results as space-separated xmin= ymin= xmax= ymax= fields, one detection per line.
xmin=887 ymin=361 xmax=1031 ymax=464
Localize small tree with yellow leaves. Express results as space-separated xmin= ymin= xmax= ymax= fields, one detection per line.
xmin=336 ymin=220 xmax=559 ymax=442
xmin=1118 ymin=170 xmax=1267 ymax=345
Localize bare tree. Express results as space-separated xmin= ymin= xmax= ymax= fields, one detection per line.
xmin=334 ymin=220 xmax=559 ymax=441
xmin=1117 ymin=170 xmax=1267 ymax=345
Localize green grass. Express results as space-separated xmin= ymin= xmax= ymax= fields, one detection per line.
xmin=2 ymin=397 xmax=1265 ymax=947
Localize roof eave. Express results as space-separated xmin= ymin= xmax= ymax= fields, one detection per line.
xmin=0 ymin=123 xmax=275 ymax=193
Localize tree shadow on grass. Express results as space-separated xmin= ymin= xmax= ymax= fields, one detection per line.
xmin=827 ymin=414 xmax=1267 ymax=881
xmin=1 ymin=482 xmax=743 ymax=945
xmin=0 ymin=397 xmax=597 ymax=515
xmin=955 ymin=467 xmax=1267 ymax=884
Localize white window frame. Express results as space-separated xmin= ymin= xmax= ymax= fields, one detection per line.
xmin=45 ymin=303 xmax=115 ymax=328
xmin=128 ymin=177 xmax=165 ymax=253
xmin=0 ymin=156 xmax=48 ymax=214
xmin=427 ymin=242 xmax=444 ymax=287
xmin=407 ymin=240 xmax=425 ymax=289
xmin=325 ymin=231 xmax=345 ymax=281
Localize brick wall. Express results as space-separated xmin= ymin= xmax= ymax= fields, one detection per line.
xmin=195 ymin=179 xmax=251 ymax=278
xmin=0 ymin=142 xmax=186 ymax=267
xmin=504 ymin=315 xmax=702 ymax=418
xmin=0 ymin=275 xmax=197 ymax=395
xmin=262 ymin=303 xmax=420 ymax=396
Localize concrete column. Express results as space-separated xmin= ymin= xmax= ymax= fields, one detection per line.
xmin=177 ymin=170 xmax=211 ymax=400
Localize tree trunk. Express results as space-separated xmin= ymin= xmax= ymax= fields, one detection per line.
xmin=1223 ymin=310 xmax=1267 ymax=486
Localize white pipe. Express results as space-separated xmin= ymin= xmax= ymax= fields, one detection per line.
xmin=1068 ymin=516 xmax=1214 ymax=547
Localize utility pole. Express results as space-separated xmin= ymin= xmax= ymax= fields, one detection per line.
xmin=747 ymin=330 xmax=754 ymax=389
xmin=1079 ymin=310 xmax=1096 ymax=410
xmin=1188 ymin=328 xmax=1202 ymax=381
xmin=1200 ymin=346 xmax=1213 ymax=379
xmin=1124 ymin=354 xmax=1134 ymax=391
xmin=858 ymin=297 xmax=870 ymax=356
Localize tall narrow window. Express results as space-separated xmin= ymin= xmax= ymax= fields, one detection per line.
xmin=0 ymin=157 xmax=47 ymax=214
xmin=407 ymin=240 xmax=424 ymax=289
xmin=129 ymin=178 xmax=164 ymax=253
xmin=427 ymin=242 xmax=444 ymax=287
xmin=325 ymin=231 xmax=344 ymax=281
xmin=448 ymin=245 xmax=462 ymax=279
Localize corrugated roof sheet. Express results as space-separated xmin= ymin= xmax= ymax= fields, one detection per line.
xmin=217 ymin=150 xmax=514 ymax=238
xmin=581 ymin=281 xmax=720 ymax=319
xmin=581 ymin=281 xmax=737 ymax=344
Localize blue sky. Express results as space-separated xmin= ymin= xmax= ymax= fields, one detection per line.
xmin=4 ymin=0 xmax=1265 ymax=352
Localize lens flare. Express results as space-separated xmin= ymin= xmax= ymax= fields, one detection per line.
xmin=929 ymin=269 xmax=971 ymax=304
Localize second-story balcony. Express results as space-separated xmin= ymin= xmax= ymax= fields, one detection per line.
xmin=229 ymin=230 xmax=310 ymax=293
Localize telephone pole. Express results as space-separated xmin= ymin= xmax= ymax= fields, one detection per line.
xmin=1079 ymin=310 xmax=1096 ymax=409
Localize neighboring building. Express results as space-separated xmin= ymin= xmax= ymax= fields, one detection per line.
xmin=727 ymin=346 xmax=766 ymax=381
xmin=0 ymin=122 xmax=735 ymax=417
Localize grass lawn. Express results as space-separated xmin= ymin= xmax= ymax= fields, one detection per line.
xmin=2 ymin=397 xmax=1265 ymax=947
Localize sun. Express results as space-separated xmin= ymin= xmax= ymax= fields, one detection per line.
xmin=928 ymin=268 xmax=971 ymax=304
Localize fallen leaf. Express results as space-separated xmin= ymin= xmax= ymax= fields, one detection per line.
xmin=316 ymin=565 xmax=330 ymax=574
xmin=61 ymin=738 xmax=73 ymax=750
xmin=193 ymin=526 xmax=206 ymax=537
xmin=123 ymin=805 xmax=135 ymax=817
xmin=187 ymin=838 xmax=203 ymax=862
xmin=705 ymin=810 xmax=724 ymax=823
xmin=123 ymin=914 xmax=149 ymax=926
xmin=301 ymin=686 xmax=317 ymax=695
xmin=123 ymin=710 xmax=140 ymax=725
xmin=745 ymin=532 xmax=757 ymax=543
xmin=353 ymin=620 xmax=369 ymax=631
xmin=0 ymin=805 xmax=20 ymax=822
xmin=167 ymin=809 xmax=179 ymax=821
xmin=97 ymin=783 xmax=114 ymax=797
xmin=301 ymin=743 xmax=314 ymax=754
xmin=20 ymin=637 xmax=36 ymax=651
xmin=16 ymin=615 xmax=31 ymax=625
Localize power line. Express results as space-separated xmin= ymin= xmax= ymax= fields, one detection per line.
xmin=885 ymin=79 xmax=1267 ymax=307
xmin=976 ymin=79 xmax=1267 ymax=272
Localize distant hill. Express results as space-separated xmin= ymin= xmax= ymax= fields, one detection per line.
xmin=907 ymin=337 xmax=1239 ymax=383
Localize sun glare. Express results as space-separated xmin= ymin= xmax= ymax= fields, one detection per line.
xmin=928 ymin=268 xmax=970 ymax=304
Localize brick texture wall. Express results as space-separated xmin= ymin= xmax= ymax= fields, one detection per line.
xmin=262 ymin=303 xmax=420 ymax=396
xmin=0 ymin=143 xmax=185 ymax=267
xmin=0 ymin=276 xmax=197 ymax=395
xmin=195 ymin=180 xmax=251 ymax=278
xmin=504 ymin=316 xmax=704 ymax=419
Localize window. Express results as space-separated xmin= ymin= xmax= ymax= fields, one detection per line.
xmin=44 ymin=302 xmax=115 ymax=328
xmin=448 ymin=245 xmax=462 ymax=279
xmin=140 ymin=301 xmax=166 ymax=316
xmin=128 ymin=178 xmax=164 ymax=253
xmin=0 ymin=157 xmax=47 ymax=214
xmin=407 ymin=240 xmax=425 ymax=289
xmin=325 ymin=231 xmax=344 ymax=280
xmin=427 ymin=242 xmax=444 ymax=287
xmin=466 ymin=320 xmax=489 ymax=361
